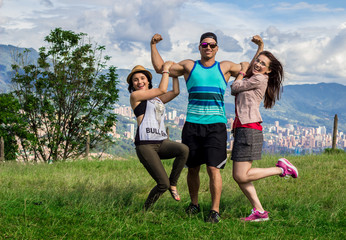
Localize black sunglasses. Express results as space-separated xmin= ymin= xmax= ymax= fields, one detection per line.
xmin=200 ymin=42 xmax=218 ymax=49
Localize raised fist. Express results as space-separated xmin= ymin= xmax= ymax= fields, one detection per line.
xmin=251 ymin=35 xmax=263 ymax=46
xmin=151 ymin=33 xmax=163 ymax=45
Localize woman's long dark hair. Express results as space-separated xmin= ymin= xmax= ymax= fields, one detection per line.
xmin=246 ymin=51 xmax=284 ymax=109
xmin=127 ymin=71 xmax=153 ymax=93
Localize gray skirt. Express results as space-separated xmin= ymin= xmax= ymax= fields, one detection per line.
xmin=231 ymin=127 xmax=263 ymax=162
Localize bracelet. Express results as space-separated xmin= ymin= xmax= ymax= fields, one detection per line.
xmin=239 ymin=71 xmax=245 ymax=77
xmin=162 ymin=71 xmax=170 ymax=74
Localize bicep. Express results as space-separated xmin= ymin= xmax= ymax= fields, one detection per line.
xmin=169 ymin=60 xmax=192 ymax=77
xmin=230 ymin=62 xmax=242 ymax=77
xmin=167 ymin=63 xmax=183 ymax=77
xmin=220 ymin=61 xmax=242 ymax=78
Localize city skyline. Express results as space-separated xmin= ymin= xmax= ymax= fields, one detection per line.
xmin=114 ymin=105 xmax=346 ymax=154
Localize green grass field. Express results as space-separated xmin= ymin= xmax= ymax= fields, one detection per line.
xmin=0 ymin=153 xmax=345 ymax=239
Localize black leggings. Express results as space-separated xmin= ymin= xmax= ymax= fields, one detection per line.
xmin=136 ymin=139 xmax=189 ymax=209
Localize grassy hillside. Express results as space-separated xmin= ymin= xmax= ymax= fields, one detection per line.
xmin=0 ymin=153 xmax=345 ymax=239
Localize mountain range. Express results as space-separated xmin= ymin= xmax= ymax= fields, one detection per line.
xmin=1 ymin=44 xmax=345 ymax=132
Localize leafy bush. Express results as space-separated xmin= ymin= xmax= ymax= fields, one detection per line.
xmin=324 ymin=148 xmax=345 ymax=154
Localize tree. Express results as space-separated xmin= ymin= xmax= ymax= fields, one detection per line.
xmin=0 ymin=93 xmax=32 ymax=161
xmin=11 ymin=28 xmax=119 ymax=162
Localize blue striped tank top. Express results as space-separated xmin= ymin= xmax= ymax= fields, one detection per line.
xmin=185 ymin=60 xmax=227 ymax=124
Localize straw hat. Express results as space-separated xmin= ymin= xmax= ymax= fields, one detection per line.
xmin=126 ymin=65 xmax=152 ymax=84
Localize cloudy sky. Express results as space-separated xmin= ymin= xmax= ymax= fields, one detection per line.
xmin=1 ymin=0 xmax=346 ymax=85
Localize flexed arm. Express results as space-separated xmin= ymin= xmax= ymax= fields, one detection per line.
xmin=130 ymin=61 xmax=173 ymax=108
xmin=159 ymin=76 xmax=180 ymax=104
xmin=251 ymin=35 xmax=264 ymax=59
xmin=151 ymin=34 xmax=165 ymax=73
xmin=246 ymin=35 xmax=264 ymax=75
xmin=224 ymin=35 xmax=264 ymax=79
xmin=151 ymin=33 xmax=186 ymax=78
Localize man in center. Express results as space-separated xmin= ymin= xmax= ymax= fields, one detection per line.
xmin=150 ymin=32 xmax=263 ymax=223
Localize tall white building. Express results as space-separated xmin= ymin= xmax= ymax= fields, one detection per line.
xmin=128 ymin=123 xmax=135 ymax=139
xmin=172 ymin=110 xmax=177 ymax=119
xmin=321 ymin=126 xmax=327 ymax=135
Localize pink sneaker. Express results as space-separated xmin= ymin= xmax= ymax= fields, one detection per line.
xmin=241 ymin=208 xmax=269 ymax=222
xmin=276 ymin=158 xmax=298 ymax=178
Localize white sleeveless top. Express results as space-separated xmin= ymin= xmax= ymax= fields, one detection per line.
xmin=134 ymin=97 xmax=167 ymax=145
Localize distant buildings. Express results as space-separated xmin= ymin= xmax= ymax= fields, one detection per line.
xmin=114 ymin=105 xmax=345 ymax=154
xmin=114 ymin=105 xmax=133 ymax=118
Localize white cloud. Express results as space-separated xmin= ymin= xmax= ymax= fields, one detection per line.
xmin=258 ymin=26 xmax=346 ymax=84
xmin=274 ymin=2 xmax=344 ymax=12
xmin=339 ymin=22 xmax=346 ymax=29
xmin=0 ymin=0 xmax=345 ymax=85
xmin=107 ymin=0 xmax=185 ymax=52
xmin=40 ymin=0 xmax=54 ymax=7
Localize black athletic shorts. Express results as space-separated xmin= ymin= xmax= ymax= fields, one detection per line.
xmin=182 ymin=121 xmax=227 ymax=169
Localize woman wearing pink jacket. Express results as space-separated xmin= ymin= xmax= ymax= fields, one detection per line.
xmin=231 ymin=37 xmax=298 ymax=222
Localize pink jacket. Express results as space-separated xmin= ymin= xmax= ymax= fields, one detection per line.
xmin=231 ymin=74 xmax=268 ymax=124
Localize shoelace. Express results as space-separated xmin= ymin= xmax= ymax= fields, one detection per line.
xmin=247 ymin=209 xmax=256 ymax=217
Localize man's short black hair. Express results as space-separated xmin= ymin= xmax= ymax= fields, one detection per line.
xmin=200 ymin=32 xmax=217 ymax=43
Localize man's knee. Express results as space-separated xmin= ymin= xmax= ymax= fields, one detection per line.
xmin=188 ymin=165 xmax=200 ymax=173
xmin=207 ymin=166 xmax=220 ymax=176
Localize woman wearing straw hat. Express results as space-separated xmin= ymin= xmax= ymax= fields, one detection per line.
xmin=127 ymin=62 xmax=189 ymax=210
